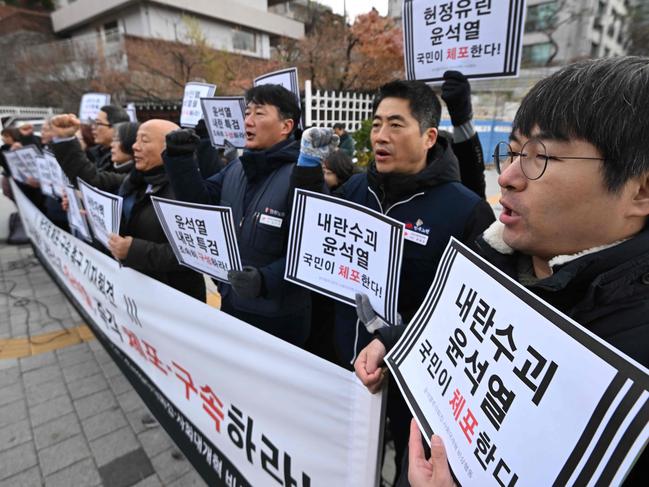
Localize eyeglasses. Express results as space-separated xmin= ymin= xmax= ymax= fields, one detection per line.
xmin=493 ymin=139 xmax=604 ymax=180
xmin=92 ymin=121 xmax=112 ymax=128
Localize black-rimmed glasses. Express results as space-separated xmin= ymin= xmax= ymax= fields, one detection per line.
xmin=92 ymin=121 xmax=112 ymax=128
xmin=493 ymin=139 xmax=604 ymax=180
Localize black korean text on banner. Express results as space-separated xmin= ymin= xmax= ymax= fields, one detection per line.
xmin=44 ymin=150 xmax=68 ymax=198
xmin=11 ymin=179 xmax=385 ymax=487
xmin=385 ymin=238 xmax=649 ymax=486
xmin=200 ymin=97 xmax=247 ymax=149
xmin=77 ymin=178 xmax=123 ymax=250
xmin=79 ymin=92 xmax=111 ymax=122
xmin=286 ymin=189 xmax=404 ymax=325
xmin=254 ymin=68 xmax=302 ymax=127
xmin=402 ymin=0 xmax=527 ymax=82
xmin=64 ymin=185 xmax=92 ymax=242
xmin=151 ymin=196 xmax=242 ymax=283
xmin=14 ymin=145 xmax=41 ymax=181
xmin=181 ymin=82 xmax=217 ymax=128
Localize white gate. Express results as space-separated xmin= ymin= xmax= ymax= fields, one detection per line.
xmin=304 ymin=80 xmax=374 ymax=132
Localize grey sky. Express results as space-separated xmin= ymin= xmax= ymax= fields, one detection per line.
xmin=315 ymin=0 xmax=390 ymax=20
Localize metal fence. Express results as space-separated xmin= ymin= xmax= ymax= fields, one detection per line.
xmin=304 ymin=80 xmax=374 ymax=132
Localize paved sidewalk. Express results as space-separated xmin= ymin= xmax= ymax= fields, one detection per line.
xmin=0 ymin=243 xmax=207 ymax=487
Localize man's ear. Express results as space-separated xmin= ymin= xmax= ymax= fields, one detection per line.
xmin=281 ymin=118 xmax=295 ymax=137
xmin=628 ymin=172 xmax=649 ymax=218
xmin=424 ymin=127 xmax=438 ymax=150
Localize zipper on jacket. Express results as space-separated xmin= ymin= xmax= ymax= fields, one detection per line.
xmin=368 ymin=187 xmax=425 ymax=216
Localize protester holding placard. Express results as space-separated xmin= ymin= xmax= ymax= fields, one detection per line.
xmin=294 ymin=79 xmax=495 ymax=481
xmin=355 ymin=56 xmax=649 ymax=487
xmin=163 ymin=84 xmax=311 ymax=346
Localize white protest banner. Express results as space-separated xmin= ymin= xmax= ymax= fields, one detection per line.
xmin=64 ymin=185 xmax=92 ymax=242
xmin=35 ymin=155 xmax=55 ymax=197
xmin=151 ymin=196 xmax=242 ymax=283
xmin=78 ymin=178 xmax=122 ymax=249
xmin=44 ymin=150 xmax=68 ymax=197
xmin=126 ymin=102 xmax=138 ymax=122
xmin=402 ymin=0 xmax=527 ymax=82
xmin=385 ymin=238 xmax=649 ymax=486
xmin=3 ymin=151 xmax=27 ymax=183
xmin=200 ymin=97 xmax=247 ymax=149
xmin=286 ymin=189 xmax=404 ymax=324
xmin=254 ymin=67 xmax=302 ymax=127
xmin=180 ymin=82 xmax=217 ymax=128
xmin=14 ymin=145 xmax=41 ymax=180
xmin=12 ymin=179 xmax=385 ymax=487
xmin=79 ymin=92 xmax=111 ymax=122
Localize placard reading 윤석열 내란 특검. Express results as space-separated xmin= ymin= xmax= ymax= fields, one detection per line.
xmin=386 ymin=239 xmax=648 ymax=487
xmin=200 ymin=97 xmax=247 ymax=149
xmin=180 ymin=82 xmax=216 ymax=128
xmin=402 ymin=0 xmax=527 ymax=83
xmin=152 ymin=196 xmax=242 ymax=283
xmin=79 ymin=92 xmax=111 ymax=122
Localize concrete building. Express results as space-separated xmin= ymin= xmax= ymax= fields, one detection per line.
xmin=52 ymin=0 xmax=305 ymax=60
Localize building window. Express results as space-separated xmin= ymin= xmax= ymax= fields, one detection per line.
xmin=525 ymin=2 xmax=557 ymax=32
xmin=104 ymin=20 xmax=119 ymax=43
xmin=232 ymin=29 xmax=256 ymax=52
xmin=522 ymin=42 xmax=553 ymax=66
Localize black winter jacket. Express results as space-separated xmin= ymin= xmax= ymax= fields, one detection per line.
xmin=116 ymin=168 xmax=206 ymax=302
xmin=163 ymin=137 xmax=311 ymax=345
xmin=294 ymin=135 xmax=495 ymax=364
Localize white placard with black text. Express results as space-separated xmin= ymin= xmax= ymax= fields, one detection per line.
xmin=402 ymin=0 xmax=527 ymax=82
xmin=152 ymin=196 xmax=242 ymax=283
xmin=14 ymin=145 xmax=41 ymax=180
xmin=64 ymin=185 xmax=92 ymax=242
xmin=35 ymin=155 xmax=55 ymax=197
xmin=386 ymin=238 xmax=648 ymax=486
xmin=3 ymin=151 xmax=27 ymax=183
xmin=44 ymin=150 xmax=68 ymax=198
xmin=254 ymin=67 xmax=302 ymax=127
xmin=286 ymin=189 xmax=404 ymax=324
xmin=78 ymin=178 xmax=122 ymax=250
xmin=180 ymin=82 xmax=216 ymax=128
xmin=200 ymin=97 xmax=247 ymax=149
xmin=79 ymin=92 xmax=111 ymax=123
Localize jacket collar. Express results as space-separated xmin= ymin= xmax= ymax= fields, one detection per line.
xmin=367 ymin=133 xmax=460 ymax=211
xmin=239 ymin=136 xmax=299 ymax=182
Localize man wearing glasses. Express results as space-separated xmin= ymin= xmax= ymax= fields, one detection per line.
xmin=51 ymin=105 xmax=130 ymax=185
xmin=355 ymin=56 xmax=649 ymax=486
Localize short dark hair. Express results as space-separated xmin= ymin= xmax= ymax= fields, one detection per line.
xmin=115 ymin=122 xmax=140 ymax=156
xmin=372 ymin=80 xmax=441 ymax=133
xmin=245 ymin=85 xmax=301 ymax=131
xmin=1 ymin=127 xmax=20 ymax=142
xmin=513 ymin=56 xmax=649 ymax=192
xmin=100 ymin=105 xmax=130 ymax=126
xmin=333 ymin=123 xmax=346 ymax=131
xmin=324 ymin=150 xmax=354 ymax=183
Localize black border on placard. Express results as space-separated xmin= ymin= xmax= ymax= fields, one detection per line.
xmin=199 ymin=96 xmax=247 ymax=149
xmin=29 ymin=240 xmax=251 ymax=487
xmin=77 ymin=178 xmax=122 ymax=247
xmin=151 ymin=196 xmax=241 ymax=283
xmin=285 ymin=189 xmax=403 ymax=322
xmin=386 ymin=238 xmax=649 ymax=485
xmin=403 ymin=0 xmax=525 ymax=83
xmin=181 ymin=82 xmax=216 ymax=128
xmin=64 ymin=184 xmax=92 ymax=241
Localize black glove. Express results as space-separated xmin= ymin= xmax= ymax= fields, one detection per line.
xmin=227 ymin=266 xmax=262 ymax=299
xmin=165 ymin=129 xmax=199 ymax=157
xmin=441 ymin=70 xmax=473 ymax=126
xmin=194 ymin=119 xmax=208 ymax=139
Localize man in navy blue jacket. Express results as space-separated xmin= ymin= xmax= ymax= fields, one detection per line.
xmin=293 ymin=79 xmax=495 ymax=480
xmin=163 ymin=85 xmax=310 ymax=347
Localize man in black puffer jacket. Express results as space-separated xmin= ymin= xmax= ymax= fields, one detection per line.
xmin=357 ymin=57 xmax=649 ymax=487
xmin=163 ymin=85 xmax=310 ymax=347
xmin=50 ymin=115 xmax=205 ymax=302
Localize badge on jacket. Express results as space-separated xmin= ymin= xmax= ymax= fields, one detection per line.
xmin=403 ymin=219 xmax=430 ymax=246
